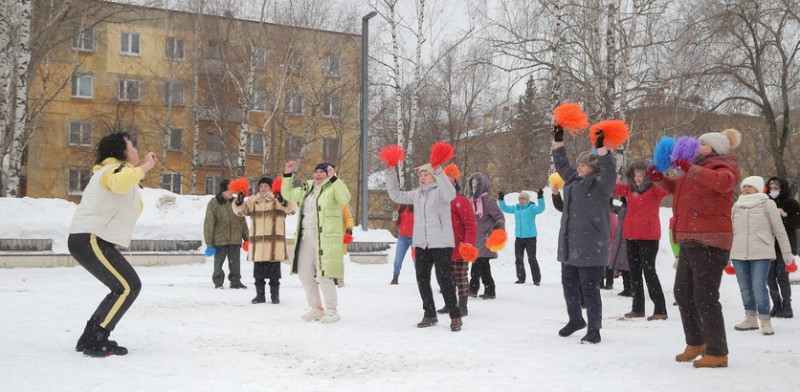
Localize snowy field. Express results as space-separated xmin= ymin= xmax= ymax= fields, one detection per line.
xmin=1 ymin=189 xmax=799 ymax=392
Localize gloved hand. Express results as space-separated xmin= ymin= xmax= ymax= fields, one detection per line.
xmin=498 ymin=192 xmax=505 ymax=201
xmin=537 ymin=189 xmax=544 ymax=199
xmin=205 ymin=246 xmax=217 ymax=257
xmin=553 ymin=125 xmax=564 ymax=142
xmin=346 ymin=229 xmax=353 ymax=235
xmin=236 ymin=193 xmax=244 ymax=205
xmin=673 ymin=158 xmax=691 ymax=173
xmin=594 ymin=129 xmax=605 ymax=148
xmin=275 ymin=193 xmax=287 ymax=206
xmin=645 ymin=165 xmax=663 ymax=182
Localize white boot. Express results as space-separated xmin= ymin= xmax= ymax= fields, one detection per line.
xmin=760 ymin=317 xmax=774 ymax=336
xmin=301 ymin=307 xmax=324 ymax=321
xmin=320 ymin=309 xmax=340 ymax=324
xmin=734 ymin=310 xmax=759 ymax=331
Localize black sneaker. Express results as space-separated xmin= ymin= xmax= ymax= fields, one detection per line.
xmin=617 ymin=290 xmax=633 ymax=297
xmin=514 ymin=280 xmax=525 ymax=284
xmin=230 ymin=282 xmax=247 ymax=289
xmin=581 ymin=329 xmax=601 ymax=344
xmin=558 ymin=320 xmax=587 ymax=337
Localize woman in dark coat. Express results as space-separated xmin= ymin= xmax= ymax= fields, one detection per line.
xmin=766 ymin=176 xmax=799 ymax=318
xmin=466 ymin=173 xmax=505 ymax=299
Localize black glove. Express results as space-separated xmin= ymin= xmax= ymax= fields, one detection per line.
xmin=275 ymin=193 xmax=287 ymax=206
xmin=553 ymin=125 xmax=564 ymax=142
xmin=498 ymin=192 xmax=505 ymax=200
xmin=537 ymin=189 xmax=544 ymax=199
xmin=236 ymin=194 xmax=244 ymax=205
xmin=594 ymin=129 xmax=605 ymax=148
xmin=346 ymin=229 xmax=353 ymax=235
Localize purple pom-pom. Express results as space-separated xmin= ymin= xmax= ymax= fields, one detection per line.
xmin=670 ymin=136 xmax=700 ymax=166
xmin=654 ymin=137 xmax=675 ymax=172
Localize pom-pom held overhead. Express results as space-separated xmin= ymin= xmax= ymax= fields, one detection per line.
xmin=444 ymin=163 xmax=461 ymax=179
xmin=552 ymin=102 xmax=589 ymax=133
xmin=343 ymin=232 xmax=354 ymax=245
xmin=653 ymin=137 xmax=675 ymax=172
xmin=670 ymin=136 xmax=700 ymax=165
xmin=430 ymin=141 xmax=455 ymax=168
xmin=377 ymin=144 xmax=406 ymax=168
xmin=228 ymin=177 xmax=250 ymax=196
xmin=589 ymin=120 xmax=629 ymax=149
xmin=486 ymin=229 xmax=508 ymax=252
xmin=549 ymin=172 xmax=564 ymax=189
xmin=271 ymin=177 xmax=282 ymax=195
xmin=459 ymin=243 xmax=479 ymax=262
xmin=242 ymin=240 xmax=249 ymax=251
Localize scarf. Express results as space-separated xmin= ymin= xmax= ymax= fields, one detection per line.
xmin=471 ymin=192 xmax=488 ymax=218
xmin=735 ymin=192 xmax=768 ymax=208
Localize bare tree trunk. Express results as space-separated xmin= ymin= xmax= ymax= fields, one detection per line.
xmin=385 ymin=0 xmax=405 ymax=187
xmin=407 ymin=0 xmax=425 ymax=171
xmin=550 ymin=0 xmax=562 ymax=106
xmin=604 ymin=3 xmax=616 ymax=120
xmin=4 ymin=0 xmax=32 ymax=197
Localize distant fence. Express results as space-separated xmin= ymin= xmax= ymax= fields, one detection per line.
xmin=0 ymin=239 xmax=203 ymax=268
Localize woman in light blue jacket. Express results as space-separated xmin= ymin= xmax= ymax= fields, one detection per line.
xmin=500 ymin=190 xmax=546 ymax=285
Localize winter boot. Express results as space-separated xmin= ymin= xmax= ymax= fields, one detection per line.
xmin=270 ymin=285 xmax=280 ymax=304
xmin=580 ymin=329 xmax=601 ymax=344
xmin=769 ymin=302 xmax=782 ymax=317
xmin=675 ymin=344 xmax=706 ymax=362
xmin=390 ymin=275 xmax=398 ymax=285
xmin=76 ymin=320 xmax=118 ymax=352
xmin=436 ymin=305 xmax=450 ymax=314
xmin=760 ymin=318 xmax=774 ymax=335
xmin=734 ymin=310 xmax=759 ymax=331
xmin=450 ymin=317 xmax=462 ymax=332
xmin=83 ymin=326 xmax=128 ymax=357
xmin=251 ymin=285 xmax=266 ymax=304
xmin=320 ymin=309 xmax=340 ymax=323
xmin=458 ymin=295 xmax=468 ymax=317
xmin=417 ymin=316 xmax=438 ymax=328
xmin=558 ymin=320 xmax=587 ymax=337
xmin=693 ymin=354 xmax=728 ymax=368
xmin=302 ymin=306 xmax=325 ymax=321
xmin=776 ymin=300 xmax=793 ymax=318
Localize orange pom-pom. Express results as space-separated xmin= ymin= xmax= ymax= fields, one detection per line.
xmin=430 ymin=141 xmax=455 ymax=168
xmin=229 ymin=177 xmax=250 ymax=196
xmin=486 ymin=229 xmax=507 ymax=252
xmin=590 ymin=119 xmax=629 ymax=149
xmin=444 ymin=163 xmax=461 ymax=179
xmin=377 ymin=144 xmax=406 ymax=168
xmin=553 ymin=102 xmax=589 ymax=134
xmin=242 ymin=240 xmax=249 ymax=251
xmin=411 ymin=247 xmax=416 ymax=261
xmin=787 ymin=260 xmax=798 ymax=273
xmin=271 ymin=177 xmax=282 ymax=195
xmin=724 ymin=264 xmax=736 ymax=275
xmin=343 ymin=232 xmax=353 ymax=245
xmin=459 ymin=243 xmax=479 ymax=262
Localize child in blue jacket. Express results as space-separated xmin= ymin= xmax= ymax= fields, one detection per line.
xmin=499 ymin=189 xmax=546 ymax=285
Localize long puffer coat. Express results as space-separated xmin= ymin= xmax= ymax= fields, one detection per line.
xmin=466 ymin=173 xmax=505 ymax=259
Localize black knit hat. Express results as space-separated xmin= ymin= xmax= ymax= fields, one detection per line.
xmin=219 ymin=179 xmax=230 ymax=193
xmin=314 ymin=162 xmax=335 ymax=173
xmin=257 ymin=177 xmax=273 ymax=187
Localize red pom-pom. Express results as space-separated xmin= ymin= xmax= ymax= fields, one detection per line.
xmin=377 ymin=144 xmax=406 ymax=168
xmin=229 ymin=177 xmax=250 ymax=196
xmin=553 ymin=102 xmax=589 ymax=134
xmin=786 ymin=260 xmax=798 ymax=273
xmin=271 ymin=177 xmax=282 ymax=195
xmin=411 ymin=247 xmax=416 ymax=261
xmin=430 ymin=141 xmax=455 ymax=168
xmin=444 ymin=163 xmax=461 ymax=179
xmin=343 ymin=232 xmax=354 ymax=245
xmin=486 ymin=229 xmax=507 ymax=252
xmin=459 ymin=243 xmax=479 ymax=262
xmin=724 ymin=265 xmax=736 ymax=275
xmin=590 ymin=120 xmax=629 ymax=149
xmin=242 ymin=240 xmax=249 ymax=251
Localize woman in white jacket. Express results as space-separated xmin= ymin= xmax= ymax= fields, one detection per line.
xmin=730 ymin=176 xmax=795 ymax=335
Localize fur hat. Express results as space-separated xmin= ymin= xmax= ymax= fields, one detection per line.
xmin=576 ymin=151 xmax=598 ymax=170
xmin=314 ymin=162 xmax=335 ymax=173
xmin=740 ymin=176 xmax=764 ymax=192
xmin=417 ymin=163 xmax=435 ymax=176
xmin=219 ymin=179 xmax=230 ymax=193
xmin=698 ymin=128 xmax=741 ymax=155
xmin=257 ymin=177 xmax=273 ymax=187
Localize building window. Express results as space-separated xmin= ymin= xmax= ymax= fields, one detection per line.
xmin=117 ymin=79 xmax=140 ymax=102
xmin=323 ymin=95 xmax=341 ymax=117
xmin=70 ymin=74 xmax=93 ymax=98
xmin=68 ymin=122 xmax=92 ymax=146
xmin=120 ymin=32 xmax=141 ymax=55
xmin=285 ymin=93 xmax=303 ymax=115
xmin=165 ymin=128 xmax=183 ymax=151
xmin=71 ymin=25 xmax=94 ymax=51
xmin=254 ymin=47 xmax=267 ymax=69
xmin=253 ymin=90 xmax=267 ymax=111
xmin=323 ymin=137 xmax=339 ymax=161
xmin=247 ymin=132 xmax=264 ymax=155
xmin=164 ymin=82 xmax=185 ymax=105
xmin=207 ymin=41 xmax=221 ymax=60
xmin=205 ymin=132 xmax=222 ymax=151
xmin=285 ymin=134 xmax=303 ymax=158
xmin=166 ymin=36 xmax=185 ymax=60
xmin=288 ymin=48 xmax=303 ymax=73
xmin=161 ymin=172 xmax=182 ymax=193
xmin=325 ymin=54 xmax=341 ymax=77
xmin=205 ymin=175 xmax=222 ymax=195
xmin=68 ymin=168 xmax=92 ymax=195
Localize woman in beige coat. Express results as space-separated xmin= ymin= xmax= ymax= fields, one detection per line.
xmin=233 ymin=177 xmax=297 ymax=304
xmin=730 ymin=176 xmax=794 ymax=335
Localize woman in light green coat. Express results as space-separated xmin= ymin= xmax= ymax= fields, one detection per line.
xmin=281 ymin=160 xmax=351 ymax=323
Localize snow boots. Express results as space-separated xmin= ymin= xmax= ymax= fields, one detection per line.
xmin=693 ymin=354 xmax=728 ymax=368
xmin=458 ymin=295 xmax=468 ymax=317
xmin=760 ymin=318 xmax=774 ymax=335
xmin=581 ymin=329 xmax=601 ymax=344
xmin=82 ymin=323 xmax=128 ymax=357
xmin=417 ymin=316 xmax=438 ymax=328
xmin=734 ymin=310 xmax=759 ymax=331
xmin=675 ymin=344 xmax=706 ymax=362
xmin=390 ymin=275 xmax=398 ymax=285
xmin=76 ymin=319 xmax=122 ymax=355
xmin=776 ymin=300 xmax=793 ymax=318
xmin=252 ymin=285 xmax=266 ymax=304
xmin=270 ymin=285 xmax=280 ymax=304
xmin=558 ymin=320 xmax=587 ymax=337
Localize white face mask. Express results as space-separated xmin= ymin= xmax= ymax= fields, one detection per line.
xmin=769 ymin=191 xmax=780 ymax=199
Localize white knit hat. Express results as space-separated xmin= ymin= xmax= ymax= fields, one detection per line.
xmin=740 ymin=176 xmax=764 ymax=192
xmin=416 ymin=163 xmax=435 ymax=176
xmin=698 ymin=129 xmax=741 ymax=155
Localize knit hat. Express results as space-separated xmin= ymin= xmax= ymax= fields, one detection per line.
xmin=417 ymin=163 xmax=435 ymax=176
xmin=740 ymin=176 xmax=764 ymax=192
xmin=698 ymin=128 xmax=742 ymax=155
xmin=257 ymin=177 xmax=273 ymax=187
xmin=314 ymin=162 xmax=334 ymax=173
xmin=576 ymin=151 xmax=598 ymax=170
xmin=519 ymin=191 xmax=531 ymax=200
xmin=219 ymin=179 xmax=230 ymax=193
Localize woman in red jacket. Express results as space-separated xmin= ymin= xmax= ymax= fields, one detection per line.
xmin=648 ymin=128 xmax=741 ymax=368
xmin=438 ymin=178 xmax=477 ymax=317
xmin=614 ymin=160 xmax=670 ymax=320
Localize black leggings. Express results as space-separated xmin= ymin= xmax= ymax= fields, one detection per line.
xmin=68 ymin=233 xmax=142 ymax=331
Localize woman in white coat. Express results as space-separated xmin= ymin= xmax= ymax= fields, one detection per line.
xmin=730 ymin=176 xmax=795 ymax=335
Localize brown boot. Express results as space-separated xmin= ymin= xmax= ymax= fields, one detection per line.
xmin=624 ymin=311 xmax=645 ymax=319
xmin=416 ymin=316 xmax=438 ymax=328
xmin=390 ymin=275 xmax=398 ymax=285
xmin=450 ymin=317 xmax=462 ymax=332
xmin=675 ymin=344 xmax=707 ymax=362
xmin=647 ymin=314 xmax=668 ymax=321
xmin=693 ymin=354 xmax=728 ymax=368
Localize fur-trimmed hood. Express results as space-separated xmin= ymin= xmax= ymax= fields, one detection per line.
xmin=624 ymin=160 xmax=652 ymax=194
xmin=467 ymin=173 xmax=492 ymax=198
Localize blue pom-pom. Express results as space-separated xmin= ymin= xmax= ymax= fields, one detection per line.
xmin=654 ymin=137 xmax=675 ymax=172
xmin=205 ymin=246 xmax=216 ymax=256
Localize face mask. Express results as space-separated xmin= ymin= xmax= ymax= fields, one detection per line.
xmin=769 ymin=191 xmax=780 ymax=199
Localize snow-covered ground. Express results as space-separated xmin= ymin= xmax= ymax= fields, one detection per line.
xmin=1 ymin=189 xmax=799 ymax=392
